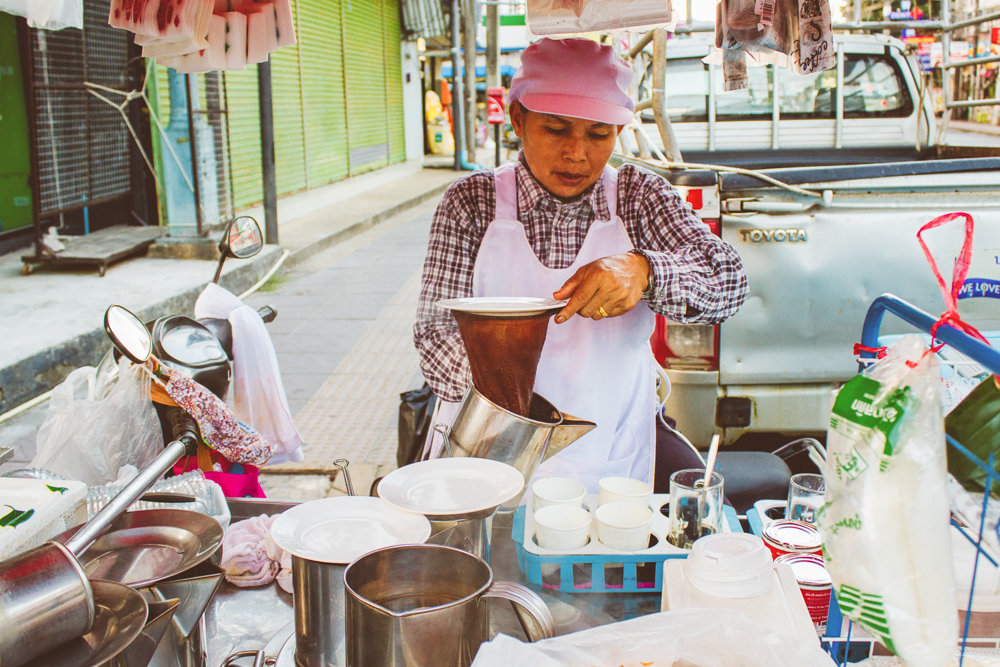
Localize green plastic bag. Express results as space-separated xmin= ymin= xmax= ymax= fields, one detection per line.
xmin=946 ymin=375 xmax=1000 ymax=495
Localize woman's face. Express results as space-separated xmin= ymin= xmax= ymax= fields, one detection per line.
xmin=510 ymin=102 xmax=623 ymax=201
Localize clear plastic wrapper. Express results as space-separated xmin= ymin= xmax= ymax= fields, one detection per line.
xmin=0 ymin=0 xmax=82 ymax=30
xmin=87 ymin=469 xmax=231 ymax=529
xmin=471 ymin=608 xmax=836 ymax=667
xmin=526 ymin=0 xmax=675 ymax=36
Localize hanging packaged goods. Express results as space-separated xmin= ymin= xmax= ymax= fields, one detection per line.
xmin=707 ymin=0 xmax=835 ymax=91
xmin=525 ymin=0 xmax=674 ymax=35
xmin=107 ymin=0 xmax=297 ymax=72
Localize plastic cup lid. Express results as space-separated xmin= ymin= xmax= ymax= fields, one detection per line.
xmin=774 ymin=553 xmax=832 ymax=587
xmin=762 ymin=520 xmax=822 ymax=550
xmin=685 ymin=534 xmax=775 ymax=597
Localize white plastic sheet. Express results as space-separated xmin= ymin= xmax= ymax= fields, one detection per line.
xmin=817 ymin=335 xmax=958 ymax=667
xmin=526 ymin=0 xmax=674 ymax=36
xmin=0 ymin=0 xmax=82 ymax=30
xmin=195 ymin=283 xmax=304 ymax=465
xmin=471 ymin=609 xmax=837 ymax=667
xmin=31 ymin=359 xmax=164 ymax=486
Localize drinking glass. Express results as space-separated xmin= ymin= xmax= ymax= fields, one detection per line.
xmin=785 ymin=473 xmax=825 ymax=524
xmin=667 ymin=469 xmax=724 ymax=549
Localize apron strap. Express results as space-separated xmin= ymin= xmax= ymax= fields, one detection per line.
xmin=602 ymin=165 xmax=618 ymax=220
xmin=493 ymin=163 xmax=518 ymax=220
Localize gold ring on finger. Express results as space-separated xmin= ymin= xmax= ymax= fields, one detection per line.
xmin=598 ymin=306 xmax=609 ymax=317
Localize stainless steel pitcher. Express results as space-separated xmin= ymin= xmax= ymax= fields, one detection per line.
xmin=344 ymin=544 xmax=554 ymax=667
xmin=447 ymin=384 xmax=596 ymax=509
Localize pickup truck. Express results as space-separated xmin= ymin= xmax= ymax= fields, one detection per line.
xmin=623 ymin=154 xmax=1000 ymax=449
xmin=622 ymin=33 xmax=938 ymax=168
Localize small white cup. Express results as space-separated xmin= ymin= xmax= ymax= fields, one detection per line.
xmin=532 ymin=477 xmax=586 ymax=511
xmin=534 ymin=505 xmax=591 ymax=551
xmin=598 ymin=477 xmax=653 ymax=508
xmin=595 ymin=501 xmax=653 ymax=551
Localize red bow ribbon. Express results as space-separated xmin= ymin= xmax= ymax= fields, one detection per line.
xmin=917 ymin=212 xmax=989 ymax=350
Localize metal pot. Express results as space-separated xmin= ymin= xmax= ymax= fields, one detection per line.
xmin=344 ymin=544 xmax=555 ymax=667
xmin=448 ymin=385 xmax=595 ymax=509
xmin=292 ymin=555 xmax=347 ymax=667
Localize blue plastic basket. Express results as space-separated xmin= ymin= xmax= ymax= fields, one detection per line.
xmin=512 ymin=502 xmax=742 ymax=593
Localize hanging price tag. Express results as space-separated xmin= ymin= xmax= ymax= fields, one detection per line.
xmin=487 ymin=87 xmax=505 ymax=125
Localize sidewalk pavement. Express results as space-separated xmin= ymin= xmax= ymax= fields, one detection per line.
xmin=0 ymin=163 xmax=464 ymax=415
xmin=948 ymin=119 xmax=1000 ymax=137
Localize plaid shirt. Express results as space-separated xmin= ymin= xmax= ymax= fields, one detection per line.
xmin=415 ymin=154 xmax=749 ymax=402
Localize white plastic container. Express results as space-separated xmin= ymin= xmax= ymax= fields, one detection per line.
xmin=534 ymin=505 xmax=591 ymax=550
xmin=598 ymin=477 xmax=653 ymax=507
xmin=595 ymin=501 xmax=653 ymax=551
xmin=685 ymin=533 xmax=775 ymax=598
xmin=0 ymin=478 xmax=87 ymax=560
xmin=532 ymin=477 xmax=586 ymax=511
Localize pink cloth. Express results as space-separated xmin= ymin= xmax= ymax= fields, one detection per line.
xmin=508 ymin=38 xmax=634 ymax=125
xmin=220 ymin=515 xmax=290 ymax=588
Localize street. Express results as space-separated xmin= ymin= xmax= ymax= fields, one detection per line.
xmin=946 ymin=128 xmax=1000 ymax=146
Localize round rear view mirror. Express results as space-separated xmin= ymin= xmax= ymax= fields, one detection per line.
xmin=104 ymin=305 xmax=152 ymax=364
xmin=224 ymin=216 xmax=264 ymax=259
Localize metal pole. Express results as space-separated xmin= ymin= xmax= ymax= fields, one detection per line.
xmin=941 ymin=0 xmax=954 ymax=136
xmin=771 ymin=65 xmax=779 ymax=150
xmin=853 ymin=0 xmax=862 ymax=23
xmin=16 ymin=19 xmax=43 ymax=260
xmin=185 ymin=73 xmax=204 ymax=236
xmin=835 ymin=42 xmax=844 ymax=149
xmin=462 ymin=0 xmax=477 ymax=158
xmin=451 ymin=0 xmax=465 ymax=171
xmin=487 ymin=0 xmax=499 ymax=165
xmin=258 ymin=60 xmax=278 ymax=244
xmin=651 ymin=29 xmax=683 ymax=163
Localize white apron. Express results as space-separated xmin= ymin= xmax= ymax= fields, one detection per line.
xmin=428 ymin=163 xmax=658 ymax=494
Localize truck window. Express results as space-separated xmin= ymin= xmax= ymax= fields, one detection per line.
xmin=649 ymin=53 xmax=913 ymax=122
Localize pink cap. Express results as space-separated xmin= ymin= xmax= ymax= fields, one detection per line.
xmin=508 ymin=38 xmax=634 ymax=125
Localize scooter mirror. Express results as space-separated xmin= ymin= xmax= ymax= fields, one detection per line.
xmin=104 ymin=305 xmax=152 ymax=364
xmin=221 ymin=216 xmax=263 ymax=260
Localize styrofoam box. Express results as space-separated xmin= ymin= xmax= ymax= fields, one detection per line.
xmin=0 ymin=478 xmax=88 ymax=560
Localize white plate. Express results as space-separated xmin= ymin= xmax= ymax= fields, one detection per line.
xmin=270 ymin=497 xmax=432 ymax=564
xmin=377 ymin=458 xmax=525 ymax=517
xmin=436 ymin=297 xmax=568 ymax=317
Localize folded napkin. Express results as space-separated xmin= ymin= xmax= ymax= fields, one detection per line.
xmin=221 ymin=515 xmax=291 ymax=588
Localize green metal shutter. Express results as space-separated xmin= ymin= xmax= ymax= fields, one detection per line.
xmin=384 ymin=0 xmax=406 ymax=164
xmin=298 ymin=0 xmax=349 ymax=185
xmin=224 ymin=69 xmax=262 ymax=210
xmin=344 ymin=0 xmax=389 ymax=175
xmin=271 ymin=0 xmax=307 ymax=195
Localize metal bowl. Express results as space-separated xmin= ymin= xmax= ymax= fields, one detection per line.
xmin=22 ymin=580 xmax=149 ymax=667
xmin=56 ymin=508 xmax=224 ymax=588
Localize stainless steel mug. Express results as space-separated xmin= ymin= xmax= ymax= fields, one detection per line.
xmin=344 ymin=544 xmax=554 ymax=667
xmin=292 ymin=555 xmax=347 ymax=667
xmin=0 ymin=540 xmax=94 ymax=667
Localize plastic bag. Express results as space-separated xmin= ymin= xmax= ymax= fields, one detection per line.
xmin=31 ymin=359 xmax=164 ymax=486
xmin=0 ymin=0 xmax=82 ymax=30
xmin=706 ymin=0 xmax=834 ymax=91
xmin=526 ymin=0 xmax=674 ymax=36
xmin=817 ymin=335 xmax=957 ymax=667
xmin=398 ymin=383 xmax=437 ymax=467
xmin=471 ymin=608 xmax=836 ymax=667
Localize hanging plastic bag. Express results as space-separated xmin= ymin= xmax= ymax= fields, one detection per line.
xmin=526 ymin=0 xmax=675 ymax=36
xmin=471 ymin=608 xmax=837 ymax=667
xmin=817 ymin=336 xmax=957 ymax=667
xmin=0 ymin=0 xmax=83 ymax=30
xmin=31 ymin=360 xmax=164 ymax=486
xmin=195 ymin=283 xmax=304 ymax=465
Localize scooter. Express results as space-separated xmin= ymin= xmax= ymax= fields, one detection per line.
xmin=97 ymin=216 xmax=280 ymax=495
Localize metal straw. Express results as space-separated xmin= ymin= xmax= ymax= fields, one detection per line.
xmin=334 ymin=459 xmax=355 ymax=497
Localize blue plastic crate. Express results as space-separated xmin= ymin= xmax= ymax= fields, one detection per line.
xmin=512 ymin=501 xmax=742 ymax=593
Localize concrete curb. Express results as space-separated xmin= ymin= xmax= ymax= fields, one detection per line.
xmin=281 ymin=179 xmax=452 ymax=271
xmin=0 ymin=177 xmax=450 ymax=415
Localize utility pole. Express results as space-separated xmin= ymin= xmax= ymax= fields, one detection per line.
xmin=486 ymin=0 xmax=500 ymax=166
xmin=450 ymin=0 xmax=465 ymax=170
xmin=462 ymin=0 xmax=478 ymax=159
xmin=258 ymin=59 xmax=278 ymax=244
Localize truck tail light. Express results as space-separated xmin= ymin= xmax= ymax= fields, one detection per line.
xmin=651 ymin=319 xmax=719 ymax=371
xmin=648 ymin=215 xmax=722 ymax=372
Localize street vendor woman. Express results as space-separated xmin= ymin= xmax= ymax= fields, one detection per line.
xmin=414 ymin=37 xmax=748 ymax=493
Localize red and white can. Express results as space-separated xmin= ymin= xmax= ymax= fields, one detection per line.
xmin=775 ymin=553 xmax=833 ymax=634
xmin=761 ymin=520 xmax=822 ymax=560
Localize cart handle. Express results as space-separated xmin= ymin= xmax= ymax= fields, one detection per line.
xmin=859 ymin=294 xmax=1000 ymax=377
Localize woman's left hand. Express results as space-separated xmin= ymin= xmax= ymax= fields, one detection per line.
xmin=553 ymin=252 xmax=650 ymax=324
